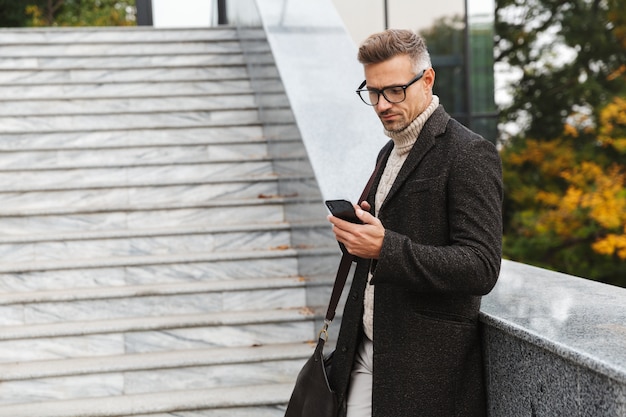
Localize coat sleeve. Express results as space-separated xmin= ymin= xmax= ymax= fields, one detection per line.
xmin=371 ymin=137 xmax=503 ymax=295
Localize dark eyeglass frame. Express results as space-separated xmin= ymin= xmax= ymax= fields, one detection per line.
xmin=356 ymin=69 xmax=427 ymax=106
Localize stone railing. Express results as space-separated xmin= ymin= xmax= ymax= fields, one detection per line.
xmin=228 ymin=1 xmax=626 ymax=415
xmin=481 ymin=260 xmax=625 ymax=415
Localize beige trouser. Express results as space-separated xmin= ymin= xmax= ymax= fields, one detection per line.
xmin=346 ymin=337 xmax=373 ymax=417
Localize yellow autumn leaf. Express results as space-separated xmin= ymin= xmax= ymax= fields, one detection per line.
xmin=592 ymin=234 xmax=626 ymax=259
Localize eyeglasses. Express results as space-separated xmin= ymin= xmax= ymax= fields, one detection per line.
xmin=356 ymin=69 xmax=426 ymax=106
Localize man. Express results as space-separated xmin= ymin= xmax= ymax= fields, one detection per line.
xmin=327 ymin=29 xmax=503 ymax=417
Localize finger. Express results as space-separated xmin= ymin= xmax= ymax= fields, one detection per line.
xmin=327 ymin=215 xmax=358 ymax=236
xmin=355 ymin=206 xmax=380 ymax=226
xmin=359 ymin=201 xmax=371 ymax=211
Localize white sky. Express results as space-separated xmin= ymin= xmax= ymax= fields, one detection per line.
xmin=152 ymin=0 xmax=213 ymax=27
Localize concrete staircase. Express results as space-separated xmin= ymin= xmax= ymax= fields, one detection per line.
xmin=0 ymin=26 xmax=339 ymax=416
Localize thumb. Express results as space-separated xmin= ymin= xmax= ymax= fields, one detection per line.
xmin=359 ymin=201 xmax=372 ymax=211
xmin=356 ymin=206 xmax=378 ymax=225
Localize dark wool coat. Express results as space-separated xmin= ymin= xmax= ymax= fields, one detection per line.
xmin=328 ymin=105 xmax=503 ymax=417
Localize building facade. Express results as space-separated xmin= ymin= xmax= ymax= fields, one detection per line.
xmin=136 ymin=0 xmax=497 ymax=143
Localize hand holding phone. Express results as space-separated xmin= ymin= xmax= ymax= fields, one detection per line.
xmin=326 ymin=199 xmax=384 ymax=259
xmin=325 ymin=199 xmax=363 ymax=224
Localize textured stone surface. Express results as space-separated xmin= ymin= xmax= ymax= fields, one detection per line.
xmin=0 ymin=22 xmax=337 ymax=415
xmin=482 ymin=260 xmax=626 ymax=416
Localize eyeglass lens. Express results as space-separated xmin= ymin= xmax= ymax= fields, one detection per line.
xmin=364 ymin=87 xmax=406 ymax=105
xmin=357 ymin=69 xmax=426 ymax=106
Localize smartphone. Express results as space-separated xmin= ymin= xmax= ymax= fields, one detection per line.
xmin=325 ymin=199 xmax=363 ymax=224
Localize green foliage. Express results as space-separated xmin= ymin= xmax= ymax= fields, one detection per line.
xmin=496 ymin=0 xmax=626 ymax=140
xmin=501 ymin=115 xmax=626 ymax=286
xmin=24 ymin=0 xmax=136 ymax=27
xmin=0 ymin=0 xmax=29 ymax=27
xmin=497 ymin=0 xmax=626 ymax=287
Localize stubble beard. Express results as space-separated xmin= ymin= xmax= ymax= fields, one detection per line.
xmin=379 ymin=112 xmax=408 ymax=132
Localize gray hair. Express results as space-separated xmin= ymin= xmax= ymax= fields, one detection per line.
xmin=357 ymin=29 xmax=431 ymax=73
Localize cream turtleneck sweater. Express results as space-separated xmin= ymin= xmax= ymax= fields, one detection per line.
xmin=362 ymin=95 xmax=440 ymax=341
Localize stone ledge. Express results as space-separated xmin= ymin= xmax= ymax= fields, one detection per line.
xmin=481 ymin=260 xmax=626 ymax=415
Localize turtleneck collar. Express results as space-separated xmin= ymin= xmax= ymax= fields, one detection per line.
xmin=384 ymin=95 xmax=439 ymax=156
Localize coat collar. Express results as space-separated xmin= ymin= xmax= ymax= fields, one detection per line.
xmin=371 ymin=105 xmax=450 ymax=212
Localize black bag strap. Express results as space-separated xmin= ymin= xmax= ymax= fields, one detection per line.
xmin=320 ymin=148 xmax=390 ymax=338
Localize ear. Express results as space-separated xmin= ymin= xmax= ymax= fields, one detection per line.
xmin=423 ymin=67 xmax=436 ymax=91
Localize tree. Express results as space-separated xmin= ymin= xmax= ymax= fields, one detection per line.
xmin=497 ymin=0 xmax=626 ymax=286
xmin=25 ymin=0 xmax=136 ymax=26
xmin=496 ymin=0 xmax=626 ymax=140
xmin=0 ymin=0 xmax=30 ymax=26
xmin=501 ymin=96 xmax=626 ymax=286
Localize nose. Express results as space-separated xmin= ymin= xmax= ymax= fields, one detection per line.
xmin=375 ymin=94 xmax=392 ymax=112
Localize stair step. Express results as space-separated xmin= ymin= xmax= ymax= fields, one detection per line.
xmin=0 ymin=276 xmax=330 ymax=306
xmin=0 ymin=343 xmax=312 ymax=405
xmin=0 ymin=181 xmax=289 ymax=212
xmin=0 ymin=53 xmax=250 ymax=70
xmin=0 ymin=279 xmax=310 ymax=326
xmin=0 ymin=67 xmax=285 ymax=96
xmin=0 ymin=64 xmax=278 ymax=85
xmin=0 ymin=281 xmax=312 ymax=326
xmin=0 ymin=65 xmax=252 ymax=85
xmin=0 ymin=80 xmax=254 ymax=100
xmin=0 ymin=93 xmax=288 ymax=117
xmin=0 ymin=170 xmax=313 ymax=193
xmin=0 ymin=343 xmax=312 ymax=380
xmin=0 ymin=221 xmax=331 ymax=263
xmin=0 ymin=27 xmax=243 ymax=44
xmin=0 ymin=128 xmax=302 ymax=173
xmin=0 ymin=41 xmax=244 ymax=58
xmin=0 ymin=124 xmax=301 ymax=151
xmin=0 ymin=383 xmax=293 ymax=417
xmin=0 ymin=140 xmax=309 ymax=171
xmin=0 ymin=247 xmax=313 ymax=274
xmin=0 ymin=162 xmax=313 ymax=191
xmin=0 ymin=197 xmax=325 ymax=236
xmin=0 ymin=143 xmax=271 ymax=170
xmin=0 ymin=307 xmax=323 ymax=362
xmin=0 ymin=278 xmax=337 ymax=331
xmin=133 ymin=407 xmax=286 ymax=417
xmin=0 ymin=161 xmax=278 ymax=190
xmin=0 ymin=54 xmax=274 ymax=74
xmin=0 ymin=307 xmax=320 ymax=341
xmin=0 ymin=272 xmax=336 ymax=326
xmin=0 ymin=109 xmax=267 ymax=134
xmin=0 ymin=247 xmax=339 ymax=293
xmin=1 ymin=108 xmax=295 ymax=133
xmin=0 ymin=177 xmax=320 ymax=212
xmin=0 ymin=220 xmax=325 ymax=245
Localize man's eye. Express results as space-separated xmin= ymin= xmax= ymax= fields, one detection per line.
xmin=385 ymin=87 xmax=404 ymax=96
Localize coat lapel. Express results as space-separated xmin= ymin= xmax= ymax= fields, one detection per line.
xmin=376 ymin=106 xmax=450 ymax=213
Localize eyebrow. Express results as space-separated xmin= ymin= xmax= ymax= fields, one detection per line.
xmin=357 ymin=69 xmax=426 ymax=91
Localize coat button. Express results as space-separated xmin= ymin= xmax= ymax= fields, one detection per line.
xmin=341 ymin=345 xmax=348 ymax=353
xmin=351 ymin=292 xmax=358 ymax=301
